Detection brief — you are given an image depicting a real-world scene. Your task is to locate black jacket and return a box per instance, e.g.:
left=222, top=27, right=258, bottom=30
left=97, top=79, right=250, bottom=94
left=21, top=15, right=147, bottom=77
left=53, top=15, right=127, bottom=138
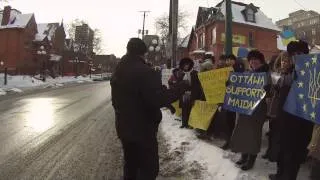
left=111, top=54, right=185, bottom=142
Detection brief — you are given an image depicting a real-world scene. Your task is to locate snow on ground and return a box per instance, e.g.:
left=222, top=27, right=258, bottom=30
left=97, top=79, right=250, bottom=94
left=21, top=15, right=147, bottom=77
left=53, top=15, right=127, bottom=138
left=160, top=110, right=310, bottom=180
left=0, top=88, right=6, bottom=96
left=0, top=73, right=94, bottom=95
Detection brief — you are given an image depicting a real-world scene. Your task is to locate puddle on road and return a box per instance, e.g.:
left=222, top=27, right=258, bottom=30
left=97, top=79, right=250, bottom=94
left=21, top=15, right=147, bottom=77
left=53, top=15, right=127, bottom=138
left=25, top=98, right=55, bottom=132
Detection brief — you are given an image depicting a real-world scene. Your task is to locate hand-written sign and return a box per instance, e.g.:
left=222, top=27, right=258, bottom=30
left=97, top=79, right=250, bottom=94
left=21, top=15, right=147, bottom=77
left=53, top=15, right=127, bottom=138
left=284, top=54, right=320, bottom=124
left=198, top=67, right=233, bottom=104
left=223, top=72, right=267, bottom=115
left=188, top=100, right=217, bottom=130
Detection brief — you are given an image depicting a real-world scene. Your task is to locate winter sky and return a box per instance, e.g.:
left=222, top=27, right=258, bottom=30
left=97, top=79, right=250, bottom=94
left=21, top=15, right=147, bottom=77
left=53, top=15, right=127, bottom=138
left=2, top=0, right=320, bottom=57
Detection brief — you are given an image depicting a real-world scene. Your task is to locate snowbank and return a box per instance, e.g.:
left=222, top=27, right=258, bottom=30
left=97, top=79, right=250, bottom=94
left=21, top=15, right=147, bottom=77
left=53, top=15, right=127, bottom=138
left=0, top=74, right=94, bottom=95
left=160, top=110, right=310, bottom=180
left=0, top=88, right=6, bottom=96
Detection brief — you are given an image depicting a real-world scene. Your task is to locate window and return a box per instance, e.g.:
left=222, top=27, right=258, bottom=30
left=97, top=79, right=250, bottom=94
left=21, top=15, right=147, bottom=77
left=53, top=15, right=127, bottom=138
left=312, top=39, right=316, bottom=45
left=248, top=32, right=254, bottom=47
left=212, top=28, right=216, bottom=44
left=247, top=8, right=255, bottom=22
left=198, top=33, right=205, bottom=48
left=312, top=29, right=316, bottom=35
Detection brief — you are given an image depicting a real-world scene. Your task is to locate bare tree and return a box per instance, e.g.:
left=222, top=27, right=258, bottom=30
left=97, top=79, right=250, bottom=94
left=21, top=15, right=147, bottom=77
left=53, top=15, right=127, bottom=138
left=66, top=19, right=87, bottom=40
left=67, top=19, right=103, bottom=54
left=93, top=29, right=103, bottom=54
left=155, top=11, right=189, bottom=43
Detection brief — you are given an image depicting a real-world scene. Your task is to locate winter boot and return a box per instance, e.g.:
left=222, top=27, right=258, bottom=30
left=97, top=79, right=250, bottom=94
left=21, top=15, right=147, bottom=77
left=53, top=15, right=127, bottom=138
left=221, top=141, right=230, bottom=150
left=269, top=174, right=280, bottom=180
left=236, top=154, right=248, bottom=166
left=241, top=154, right=257, bottom=171
left=310, top=159, right=320, bottom=180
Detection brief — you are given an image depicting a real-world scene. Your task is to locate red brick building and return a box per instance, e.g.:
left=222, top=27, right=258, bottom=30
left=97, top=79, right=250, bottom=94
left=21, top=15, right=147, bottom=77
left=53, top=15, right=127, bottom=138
left=0, top=6, right=37, bottom=74
left=187, top=1, right=281, bottom=62
left=0, top=6, right=69, bottom=75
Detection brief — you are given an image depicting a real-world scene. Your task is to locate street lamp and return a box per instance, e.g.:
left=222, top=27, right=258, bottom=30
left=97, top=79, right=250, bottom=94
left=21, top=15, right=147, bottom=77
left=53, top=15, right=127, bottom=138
left=148, top=39, right=161, bottom=65
left=88, top=61, right=93, bottom=79
left=98, top=64, right=102, bottom=78
left=0, top=60, right=7, bottom=85
left=73, top=45, right=80, bottom=77
left=37, top=45, right=47, bottom=82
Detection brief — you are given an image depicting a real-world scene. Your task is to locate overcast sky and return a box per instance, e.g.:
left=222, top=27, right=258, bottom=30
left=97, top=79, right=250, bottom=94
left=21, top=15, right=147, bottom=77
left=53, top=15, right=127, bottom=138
left=2, top=0, right=320, bottom=57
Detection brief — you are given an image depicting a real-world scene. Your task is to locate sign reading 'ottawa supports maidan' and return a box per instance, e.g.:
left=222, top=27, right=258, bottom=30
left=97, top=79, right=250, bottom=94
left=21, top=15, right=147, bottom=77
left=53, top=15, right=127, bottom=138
left=223, top=72, right=267, bottom=115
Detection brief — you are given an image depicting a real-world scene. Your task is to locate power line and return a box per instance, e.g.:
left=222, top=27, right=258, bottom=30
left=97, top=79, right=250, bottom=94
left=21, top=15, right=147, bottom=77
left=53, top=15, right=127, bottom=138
left=293, top=0, right=307, bottom=10
left=139, top=11, right=150, bottom=40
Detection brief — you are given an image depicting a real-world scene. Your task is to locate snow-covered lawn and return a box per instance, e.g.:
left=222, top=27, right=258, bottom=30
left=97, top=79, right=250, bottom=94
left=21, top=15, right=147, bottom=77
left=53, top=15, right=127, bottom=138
left=0, top=74, right=94, bottom=96
left=160, top=110, right=310, bottom=180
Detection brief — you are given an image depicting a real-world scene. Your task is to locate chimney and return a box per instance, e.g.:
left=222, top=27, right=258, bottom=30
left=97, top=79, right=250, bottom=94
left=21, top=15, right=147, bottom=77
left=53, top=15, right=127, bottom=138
left=1, top=6, right=11, bottom=26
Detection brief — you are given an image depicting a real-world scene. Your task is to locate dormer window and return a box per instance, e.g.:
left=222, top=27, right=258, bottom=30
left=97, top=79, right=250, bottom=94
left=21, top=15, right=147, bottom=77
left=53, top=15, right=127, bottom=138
left=247, top=8, right=255, bottom=22
left=242, top=4, right=258, bottom=23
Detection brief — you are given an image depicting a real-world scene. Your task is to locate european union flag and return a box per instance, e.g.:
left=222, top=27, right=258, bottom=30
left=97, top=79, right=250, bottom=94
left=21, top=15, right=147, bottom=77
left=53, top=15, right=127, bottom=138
left=284, top=54, right=320, bottom=124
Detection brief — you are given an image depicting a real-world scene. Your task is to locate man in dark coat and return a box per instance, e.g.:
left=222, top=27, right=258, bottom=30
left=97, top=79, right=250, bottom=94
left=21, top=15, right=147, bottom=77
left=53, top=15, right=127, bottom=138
left=270, top=40, right=314, bottom=180
left=110, top=38, right=187, bottom=180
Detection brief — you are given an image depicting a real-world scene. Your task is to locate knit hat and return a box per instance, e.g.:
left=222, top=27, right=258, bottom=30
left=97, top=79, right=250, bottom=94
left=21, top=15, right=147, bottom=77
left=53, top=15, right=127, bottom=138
left=126, top=38, right=147, bottom=55
left=247, top=50, right=265, bottom=64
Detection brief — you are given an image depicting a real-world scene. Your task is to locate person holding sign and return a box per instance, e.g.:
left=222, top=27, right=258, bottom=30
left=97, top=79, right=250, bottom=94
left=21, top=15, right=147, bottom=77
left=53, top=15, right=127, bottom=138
left=269, top=41, right=315, bottom=180
left=178, top=58, right=206, bottom=129
left=228, top=50, right=271, bottom=171
left=263, top=52, right=293, bottom=162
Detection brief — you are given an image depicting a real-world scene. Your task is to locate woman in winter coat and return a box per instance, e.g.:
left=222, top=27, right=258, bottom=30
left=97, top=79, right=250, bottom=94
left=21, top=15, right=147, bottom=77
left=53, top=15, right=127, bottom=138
left=308, top=125, right=320, bottom=180
left=230, top=50, right=271, bottom=171
left=178, top=57, right=206, bottom=128
left=270, top=41, right=314, bottom=180
left=263, top=52, right=292, bottom=161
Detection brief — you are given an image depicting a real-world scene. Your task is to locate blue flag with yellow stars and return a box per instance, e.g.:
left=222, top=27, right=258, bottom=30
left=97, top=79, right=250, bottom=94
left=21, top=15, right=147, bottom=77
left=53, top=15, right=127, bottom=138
left=284, top=54, right=320, bottom=124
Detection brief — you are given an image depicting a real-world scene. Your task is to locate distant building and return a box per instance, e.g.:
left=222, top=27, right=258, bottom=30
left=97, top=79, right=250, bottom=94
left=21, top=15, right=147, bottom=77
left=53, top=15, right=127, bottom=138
left=276, top=10, right=320, bottom=45
left=34, top=22, right=66, bottom=76
left=75, top=24, right=94, bottom=56
left=188, top=1, right=280, bottom=62
left=93, top=54, right=117, bottom=73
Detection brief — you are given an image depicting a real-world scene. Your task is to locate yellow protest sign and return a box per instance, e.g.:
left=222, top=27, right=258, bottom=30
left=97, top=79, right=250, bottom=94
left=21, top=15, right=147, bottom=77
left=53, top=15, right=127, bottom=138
left=172, top=101, right=182, bottom=117
left=199, top=67, right=233, bottom=104
left=189, top=101, right=217, bottom=130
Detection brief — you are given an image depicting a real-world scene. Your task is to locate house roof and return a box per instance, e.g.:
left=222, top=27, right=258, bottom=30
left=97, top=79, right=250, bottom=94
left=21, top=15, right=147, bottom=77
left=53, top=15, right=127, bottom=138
left=195, top=7, right=221, bottom=28
left=217, top=1, right=280, bottom=31
left=179, top=34, right=190, bottom=48
left=35, top=23, right=59, bottom=41
left=0, top=9, right=33, bottom=29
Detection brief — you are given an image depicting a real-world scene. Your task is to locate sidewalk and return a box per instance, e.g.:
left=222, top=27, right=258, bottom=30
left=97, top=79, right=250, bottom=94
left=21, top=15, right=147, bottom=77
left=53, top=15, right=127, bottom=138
left=160, top=110, right=310, bottom=180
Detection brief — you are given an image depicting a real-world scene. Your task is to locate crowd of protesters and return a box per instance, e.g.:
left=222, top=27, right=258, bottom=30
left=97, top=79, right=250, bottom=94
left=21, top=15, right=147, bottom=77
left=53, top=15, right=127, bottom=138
left=111, top=38, right=319, bottom=180
left=165, top=40, right=319, bottom=180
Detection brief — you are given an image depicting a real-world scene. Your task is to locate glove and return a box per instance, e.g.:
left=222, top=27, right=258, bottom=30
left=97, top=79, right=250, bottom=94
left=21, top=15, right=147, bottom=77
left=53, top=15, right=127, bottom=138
left=263, top=84, right=271, bottom=92
left=225, top=80, right=231, bottom=87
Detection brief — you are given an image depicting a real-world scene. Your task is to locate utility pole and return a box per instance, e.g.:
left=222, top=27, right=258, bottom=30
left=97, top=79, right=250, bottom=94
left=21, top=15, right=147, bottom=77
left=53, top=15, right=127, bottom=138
left=139, top=11, right=150, bottom=40
left=225, top=0, right=233, bottom=56
left=170, top=0, right=178, bottom=68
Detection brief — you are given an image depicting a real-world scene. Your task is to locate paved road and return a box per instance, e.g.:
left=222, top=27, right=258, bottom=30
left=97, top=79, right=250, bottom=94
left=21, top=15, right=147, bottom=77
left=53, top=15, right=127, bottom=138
left=0, top=82, right=123, bottom=179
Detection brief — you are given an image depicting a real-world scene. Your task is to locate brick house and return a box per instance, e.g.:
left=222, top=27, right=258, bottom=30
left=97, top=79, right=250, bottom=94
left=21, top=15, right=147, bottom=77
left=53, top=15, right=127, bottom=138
left=187, top=1, right=280, bottom=63
left=34, top=22, right=66, bottom=76
left=0, top=6, right=37, bottom=74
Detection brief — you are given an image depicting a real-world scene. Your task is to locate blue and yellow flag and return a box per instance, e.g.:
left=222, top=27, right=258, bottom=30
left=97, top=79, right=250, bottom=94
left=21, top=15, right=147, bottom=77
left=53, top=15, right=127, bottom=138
left=284, top=54, right=320, bottom=123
